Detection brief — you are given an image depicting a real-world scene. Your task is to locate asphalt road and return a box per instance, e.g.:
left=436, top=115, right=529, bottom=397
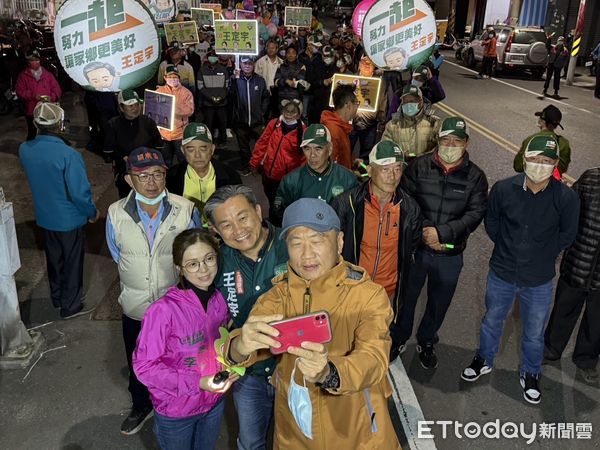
left=390, top=51, right=600, bottom=450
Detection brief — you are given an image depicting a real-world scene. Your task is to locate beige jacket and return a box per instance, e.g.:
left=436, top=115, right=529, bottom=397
left=382, top=108, right=441, bottom=158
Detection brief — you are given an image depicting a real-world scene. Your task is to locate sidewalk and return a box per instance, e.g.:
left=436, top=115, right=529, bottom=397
left=0, top=91, right=259, bottom=449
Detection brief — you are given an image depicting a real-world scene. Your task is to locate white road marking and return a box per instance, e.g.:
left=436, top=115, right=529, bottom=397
left=388, top=358, right=438, bottom=450
left=445, top=60, right=596, bottom=117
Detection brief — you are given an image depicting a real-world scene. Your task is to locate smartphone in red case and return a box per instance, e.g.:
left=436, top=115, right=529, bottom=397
left=269, top=311, right=332, bottom=355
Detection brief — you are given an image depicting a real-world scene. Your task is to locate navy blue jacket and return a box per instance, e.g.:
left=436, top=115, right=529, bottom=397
left=485, top=174, right=580, bottom=287
left=229, top=73, right=270, bottom=127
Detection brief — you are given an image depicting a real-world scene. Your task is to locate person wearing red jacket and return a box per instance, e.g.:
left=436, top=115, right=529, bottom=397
left=15, top=50, right=62, bottom=140
left=249, top=99, right=306, bottom=221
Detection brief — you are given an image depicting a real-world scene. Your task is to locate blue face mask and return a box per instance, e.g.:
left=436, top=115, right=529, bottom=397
left=401, top=102, right=420, bottom=117
left=135, top=189, right=166, bottom=206
left=288, top=359, right=313, bottom=439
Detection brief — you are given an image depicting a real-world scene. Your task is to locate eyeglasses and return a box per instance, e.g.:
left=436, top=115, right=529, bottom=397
left=182, top=253, right=218, bottom=272
left=131, top=172, right=166, bottom=183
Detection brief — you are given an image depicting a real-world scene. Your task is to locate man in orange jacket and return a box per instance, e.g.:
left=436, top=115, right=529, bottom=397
left=320, top=84, right=358, bottom=169
left=156, top=65, right=195, bottom=166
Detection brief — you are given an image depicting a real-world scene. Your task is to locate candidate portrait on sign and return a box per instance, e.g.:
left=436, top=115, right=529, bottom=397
left=383, top=47, right=408, bottom=71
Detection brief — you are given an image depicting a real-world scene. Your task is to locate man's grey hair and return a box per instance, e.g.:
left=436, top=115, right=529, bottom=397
left=204, top=184, right=258, bottom=225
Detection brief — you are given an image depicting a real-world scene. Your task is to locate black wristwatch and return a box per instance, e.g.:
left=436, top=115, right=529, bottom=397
left=316, top=361, right=340, bottom=390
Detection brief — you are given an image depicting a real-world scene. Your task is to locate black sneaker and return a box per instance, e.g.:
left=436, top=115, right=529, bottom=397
left=416, top=344, right=437, bottom=369
left=520, top=373, right=541, bottom=404
left=578, top=367, right=599, bottom=385
left=239, top=167, right=253, bottom=177
left=120, top=406, right=154, bottom=435
left=461, top=355, right=492, bottom=381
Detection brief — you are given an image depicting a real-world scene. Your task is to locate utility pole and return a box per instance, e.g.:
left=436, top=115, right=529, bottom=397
left=566, top=0, right=586, bottom=85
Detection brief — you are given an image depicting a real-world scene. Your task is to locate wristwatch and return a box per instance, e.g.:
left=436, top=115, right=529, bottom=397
left=316, top=361, right=340, bottom=390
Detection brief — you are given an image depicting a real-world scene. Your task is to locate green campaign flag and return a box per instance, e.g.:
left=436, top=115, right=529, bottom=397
left=284, top=7, right=312, bottom=27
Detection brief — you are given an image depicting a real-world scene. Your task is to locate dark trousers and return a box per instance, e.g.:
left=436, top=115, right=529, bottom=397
left=262, top=175, right=281, bottom=226
left=25, top=115, right=37, bottom=141
left=122, top=314, right=152, bottom=410
left=350, top=125, right=377, bottom=161
left=544, top=64, right=562, bottom=93
left=235, top=123, right=264, bottom=169
left=268, top=87, right=280, bottom=120
left=595, top=66, right=600, bottom=98
left=204, top=106, right=227, bottom=145
left=545, top=278, right=600, bottom=370
left=479, top=56, right=496, bottom=77
left=43, top=227, right=85, bottom=316
left=162, top=140, right=183, bottom=168
left=392, top=248, right=464, bottom=347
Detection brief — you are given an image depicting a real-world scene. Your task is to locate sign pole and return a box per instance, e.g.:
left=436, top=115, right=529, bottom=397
left=566, top=0, right=586, bottom=86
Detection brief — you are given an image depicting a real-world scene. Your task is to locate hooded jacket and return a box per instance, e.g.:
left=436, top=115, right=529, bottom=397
left=381, top=104, right=441, bottom=159
left=320, top=110, right=353, bottom=169
left=16, top=67, right=62, bottom=116
left=226, top=259, right=401, bottom=450
left=155, top=83, right=195, bottom=141
left=332, top=181, right=422, bottom=320
left=249, top=117, right=306, bottom=181
left=133, top=285, right=229, bottom=418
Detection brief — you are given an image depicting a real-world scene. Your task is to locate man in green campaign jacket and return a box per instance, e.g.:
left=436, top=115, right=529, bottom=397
left=205, top=184, right=288, bottom=450
left=271, top=124, right=358, bottom=225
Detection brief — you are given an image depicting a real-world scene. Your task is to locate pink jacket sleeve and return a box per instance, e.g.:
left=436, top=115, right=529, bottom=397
left=133, top=302, right=201, bottom=398
left=15, top=72, right=35, bottom=101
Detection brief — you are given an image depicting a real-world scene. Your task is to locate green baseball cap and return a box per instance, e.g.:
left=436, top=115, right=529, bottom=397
left=118, top=89, right=142, bottom=105
left=412, top=65, right=429, bottom=79
left=401, top=84, right=422, bottom=99
left=182, top=122, right=213, bottom=145
left=368, top=140, right=405, bottom=166
left=439, top=116, right=470, bottom=140
left=524, top=133, right=559, bottom=159
left=301, top=124, right=331, bottom=147
left=165, top=65, right=180, bottom=77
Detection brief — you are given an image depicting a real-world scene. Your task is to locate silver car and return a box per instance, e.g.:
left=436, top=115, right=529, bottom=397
left=465, top=26, right=548, bottom=78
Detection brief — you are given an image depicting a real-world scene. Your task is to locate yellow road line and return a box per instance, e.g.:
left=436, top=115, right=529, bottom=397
left=435, top=102, right=576, bottom=185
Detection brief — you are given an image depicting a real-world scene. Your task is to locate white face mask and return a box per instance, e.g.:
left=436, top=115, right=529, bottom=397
left=323, top=57, right=334, bottom=65
left=411, top=79, right=424, bottom=88
left=438, top=145, right=464, bottom=164
left=336, top=59, right=345, bottom=69
left=524, top=161, right=555, bottom=184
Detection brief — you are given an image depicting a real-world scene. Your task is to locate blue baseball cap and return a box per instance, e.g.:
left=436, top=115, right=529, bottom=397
left=127, top=147, right=167, bottom=172
left=280, top=198, right=341, bottom=239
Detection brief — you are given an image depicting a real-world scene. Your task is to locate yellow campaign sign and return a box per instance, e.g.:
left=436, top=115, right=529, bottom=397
left=214, top=20, right=258, bottom=55
left=191, top=8, right=215, bottom=28
left=164, top=21, right=199, bottom=45
left=328, top=74, right=381, bottom=112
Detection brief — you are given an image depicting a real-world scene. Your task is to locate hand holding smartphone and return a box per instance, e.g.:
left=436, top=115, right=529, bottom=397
left=268, top=311, right=332, bottom=355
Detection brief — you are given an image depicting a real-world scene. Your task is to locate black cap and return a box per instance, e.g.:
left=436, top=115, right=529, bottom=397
left=535, top=105, right=563, bottom=129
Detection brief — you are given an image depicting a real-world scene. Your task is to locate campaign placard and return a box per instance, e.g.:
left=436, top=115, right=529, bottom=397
left=214, top=20, right=258, bottom=55
left=328, top=73, right=381, bottom=112
left=235, top=9, right=255, bottom=20
left=362, top=0, right=436, bottom=71
left=164, top=20, right=199, bottom=45
left=191, top=7, right=214, bottom=28
left=144, top=89, right=175, bottom=131
left=284, top=6, right=312, bottom=28
left=199, top=2, right=223, bottom=18
left=146, top=0, right=176, bottom=23
left=54, top=0, right=161, bottom=92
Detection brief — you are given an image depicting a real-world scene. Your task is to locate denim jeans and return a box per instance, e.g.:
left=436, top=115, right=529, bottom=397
left=477, top=270, right=553, bottom=376
left=232, top=374, right=275, bottom=450
left=349, top=125, right=378, bottom=161
left=153, top=399, right=225, bottom=450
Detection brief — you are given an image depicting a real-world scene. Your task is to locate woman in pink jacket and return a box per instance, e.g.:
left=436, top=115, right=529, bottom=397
left=133, top=229, right=238, bottom=450
left=15, top=51, right=62, bottom=141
